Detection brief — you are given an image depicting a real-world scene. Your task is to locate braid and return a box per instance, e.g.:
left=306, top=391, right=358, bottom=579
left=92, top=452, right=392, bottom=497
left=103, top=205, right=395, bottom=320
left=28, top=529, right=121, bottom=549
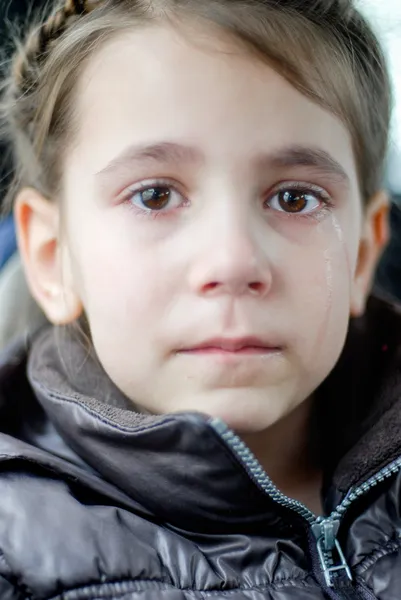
left=12, top=0, right=99, bottom=93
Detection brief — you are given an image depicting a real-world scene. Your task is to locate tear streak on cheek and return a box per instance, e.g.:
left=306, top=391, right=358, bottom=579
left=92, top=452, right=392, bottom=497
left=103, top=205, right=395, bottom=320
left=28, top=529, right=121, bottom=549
left=331, top=212, right=355, bottom=305
left=309, top=215, right=354, bottom=362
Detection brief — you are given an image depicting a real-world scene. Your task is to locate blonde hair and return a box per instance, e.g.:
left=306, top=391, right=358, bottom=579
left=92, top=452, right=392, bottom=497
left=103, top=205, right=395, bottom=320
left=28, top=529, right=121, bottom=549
left=0, top=0, right=393, bottom=210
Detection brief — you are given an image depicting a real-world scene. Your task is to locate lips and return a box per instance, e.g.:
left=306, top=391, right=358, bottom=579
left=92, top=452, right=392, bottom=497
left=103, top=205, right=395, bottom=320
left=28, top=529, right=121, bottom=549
left=179, top=337, right=282, bottom=354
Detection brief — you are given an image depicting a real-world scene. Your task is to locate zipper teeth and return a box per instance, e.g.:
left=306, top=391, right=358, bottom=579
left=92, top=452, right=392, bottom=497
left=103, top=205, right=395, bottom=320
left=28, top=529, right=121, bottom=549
left=330, top=455, right=401, bottom=520
left=211, top=418, right=401, bottom=525
left=211, top=418, right=317, bottom=523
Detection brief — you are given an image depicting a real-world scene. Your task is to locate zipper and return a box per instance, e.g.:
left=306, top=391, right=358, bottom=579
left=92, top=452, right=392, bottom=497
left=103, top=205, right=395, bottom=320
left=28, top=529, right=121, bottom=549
left=210, top=418, right=401, bottom=592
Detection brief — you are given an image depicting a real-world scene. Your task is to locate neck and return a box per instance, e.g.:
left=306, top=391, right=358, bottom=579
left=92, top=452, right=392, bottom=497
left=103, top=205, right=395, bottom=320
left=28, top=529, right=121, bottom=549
left=240, top=398, right=323, bottom=515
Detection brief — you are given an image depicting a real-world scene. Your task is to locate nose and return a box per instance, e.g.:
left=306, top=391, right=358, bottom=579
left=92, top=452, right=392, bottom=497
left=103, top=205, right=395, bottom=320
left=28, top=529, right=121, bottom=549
left=188, top=215, right=273, bottom=299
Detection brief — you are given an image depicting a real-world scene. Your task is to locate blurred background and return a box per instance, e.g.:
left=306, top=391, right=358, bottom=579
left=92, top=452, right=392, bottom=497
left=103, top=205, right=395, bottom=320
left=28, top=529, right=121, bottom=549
left=357, top=0, right=401, bottom=298
left=0, top=0, right=400, bottom=308
left=359, top=0, right=401, bottom=197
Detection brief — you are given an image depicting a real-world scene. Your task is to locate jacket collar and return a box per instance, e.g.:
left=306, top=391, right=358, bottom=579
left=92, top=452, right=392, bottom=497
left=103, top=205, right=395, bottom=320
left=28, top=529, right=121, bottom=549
left=315, top=294, right=401, bottom=494
left=23, top=295, right=401, bottom=528
left=27, top=327, right=286, bottom=533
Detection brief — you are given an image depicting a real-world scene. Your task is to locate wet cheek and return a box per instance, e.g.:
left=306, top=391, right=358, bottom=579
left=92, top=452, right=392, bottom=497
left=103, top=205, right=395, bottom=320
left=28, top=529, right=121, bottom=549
left=283, top=225, right=355, bottom=362
left=308, top=216, right=356, bottom=290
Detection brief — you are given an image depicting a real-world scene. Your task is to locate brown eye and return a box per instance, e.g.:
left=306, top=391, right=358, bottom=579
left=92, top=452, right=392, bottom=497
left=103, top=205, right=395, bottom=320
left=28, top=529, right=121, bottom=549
left=139, top=187, right=171, bottom=211
left=267, top=188, right=322, bottom=214
left=279, top=190, right=309, bottom=213
left=128, top=183, right=186, bottom=215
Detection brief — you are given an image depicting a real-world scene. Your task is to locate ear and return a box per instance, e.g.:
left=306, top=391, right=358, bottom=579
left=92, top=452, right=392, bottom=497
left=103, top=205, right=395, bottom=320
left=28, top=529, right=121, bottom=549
left=350, top=190, right=390, bottom=317
left=14, top=188, right=83, bottom=325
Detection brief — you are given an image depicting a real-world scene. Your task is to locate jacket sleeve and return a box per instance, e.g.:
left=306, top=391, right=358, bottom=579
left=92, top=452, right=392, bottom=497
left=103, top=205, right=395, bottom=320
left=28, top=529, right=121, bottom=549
left=0, top=574, right=22, bottom=600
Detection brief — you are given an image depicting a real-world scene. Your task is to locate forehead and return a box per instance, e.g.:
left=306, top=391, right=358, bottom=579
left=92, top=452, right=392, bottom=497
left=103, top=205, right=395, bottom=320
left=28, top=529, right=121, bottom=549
left=70, top=23, right=358, bottom=188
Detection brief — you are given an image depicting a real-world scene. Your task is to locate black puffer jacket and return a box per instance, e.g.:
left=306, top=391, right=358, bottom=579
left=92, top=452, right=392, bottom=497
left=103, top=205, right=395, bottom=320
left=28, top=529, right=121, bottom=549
left=1, top=296, right=401, bottom=600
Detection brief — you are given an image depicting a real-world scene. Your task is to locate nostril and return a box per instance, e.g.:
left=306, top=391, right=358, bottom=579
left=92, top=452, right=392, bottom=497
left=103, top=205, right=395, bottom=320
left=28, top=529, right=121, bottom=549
left=200, top=281, right=267, bottom=295
left=203, top=282, right=219, bottom=292
left=249, top=282, right=264, bottom=293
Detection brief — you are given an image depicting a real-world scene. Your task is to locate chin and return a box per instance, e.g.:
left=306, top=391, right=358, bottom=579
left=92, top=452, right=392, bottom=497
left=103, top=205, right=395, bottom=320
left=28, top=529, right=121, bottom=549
left=182, top=388, right=284, bottom=434
left=214, top=412, right=277, bottom=435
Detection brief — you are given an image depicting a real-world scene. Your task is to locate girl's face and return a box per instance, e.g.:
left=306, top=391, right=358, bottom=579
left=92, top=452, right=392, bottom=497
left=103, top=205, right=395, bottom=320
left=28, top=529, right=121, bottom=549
left=19, top=24, right=388, bottom=432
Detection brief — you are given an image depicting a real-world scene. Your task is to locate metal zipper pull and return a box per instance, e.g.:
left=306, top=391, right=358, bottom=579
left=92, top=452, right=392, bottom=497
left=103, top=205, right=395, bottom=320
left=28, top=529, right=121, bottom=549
left=210, top=419, right=401, bottom=598
left=312, top=519, right=352, bottom=588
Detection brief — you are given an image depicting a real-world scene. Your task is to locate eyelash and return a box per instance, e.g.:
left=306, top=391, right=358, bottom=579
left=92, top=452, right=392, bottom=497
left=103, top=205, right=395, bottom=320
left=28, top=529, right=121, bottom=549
left=122, top=179, right=334, bottom=221
left=268, top=181, right=334, bottom=222
left=123, top=179, right=185, bottom=220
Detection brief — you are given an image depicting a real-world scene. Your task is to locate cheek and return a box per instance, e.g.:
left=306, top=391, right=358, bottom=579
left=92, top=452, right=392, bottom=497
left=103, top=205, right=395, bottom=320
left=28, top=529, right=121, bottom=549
left=66, top=214, right=178, bottom=334
left=83, top=254, right=168, bottom=328
left=285, top=214, right=359, bottom=361
left=280, top=211, right=357, bottom=293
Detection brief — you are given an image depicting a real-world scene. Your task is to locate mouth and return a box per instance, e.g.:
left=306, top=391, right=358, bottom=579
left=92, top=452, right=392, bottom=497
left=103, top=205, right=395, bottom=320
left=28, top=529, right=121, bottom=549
left=177, top=337, right=282, bottom=355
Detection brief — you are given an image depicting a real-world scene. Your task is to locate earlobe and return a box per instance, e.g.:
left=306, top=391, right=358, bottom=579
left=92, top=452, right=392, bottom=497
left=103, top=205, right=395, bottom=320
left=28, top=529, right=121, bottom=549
left=14, top=188, right=83, bottom=325
left=350, top=190, right=390, bottom=318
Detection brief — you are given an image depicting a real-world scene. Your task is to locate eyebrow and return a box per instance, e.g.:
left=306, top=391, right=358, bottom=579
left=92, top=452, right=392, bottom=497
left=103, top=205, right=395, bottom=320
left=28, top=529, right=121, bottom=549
left=96, top=142, right=202, bottom=179
left=262, top=145, right=350, bottom=185
left=96, top=141, right=350, bottom=186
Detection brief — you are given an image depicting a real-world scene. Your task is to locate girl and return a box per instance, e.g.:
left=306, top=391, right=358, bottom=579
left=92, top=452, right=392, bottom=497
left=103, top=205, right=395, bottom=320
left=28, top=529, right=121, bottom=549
left=0, top=0, right=399, bottom=598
